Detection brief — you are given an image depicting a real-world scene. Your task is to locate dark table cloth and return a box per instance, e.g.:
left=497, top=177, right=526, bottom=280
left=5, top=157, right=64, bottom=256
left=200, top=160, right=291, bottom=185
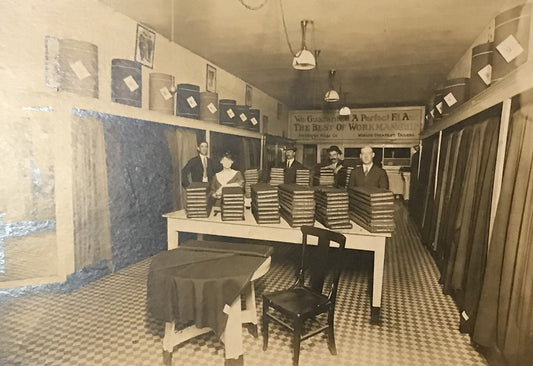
left=147, top=240, right=272, bottom=337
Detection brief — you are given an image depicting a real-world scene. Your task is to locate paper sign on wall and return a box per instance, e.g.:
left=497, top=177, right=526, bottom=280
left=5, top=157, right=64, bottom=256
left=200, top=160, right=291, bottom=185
left=187, top=96, right=197, bottom=108
left=478, top=64, right=492, bottom=85
left=444, top=92, right=457, bottom=107
left=123, top=75, right=139, bottom=92
left=496, top=34, right=524, bottom=63
left=159, top=86, right=173, bottom=100
left=435, top=102, right=443, bottom=114
left=207, top=103, right=217, bottom=114
left=70, top=60, right=91, bottom=80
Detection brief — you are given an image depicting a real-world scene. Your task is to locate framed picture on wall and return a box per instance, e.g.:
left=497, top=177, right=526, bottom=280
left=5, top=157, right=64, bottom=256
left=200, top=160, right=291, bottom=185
left=135, top=24, right=156, bottom=68
left=206, top=64, right=217, bottom=92
left=245, top=84, right=253, bottom=107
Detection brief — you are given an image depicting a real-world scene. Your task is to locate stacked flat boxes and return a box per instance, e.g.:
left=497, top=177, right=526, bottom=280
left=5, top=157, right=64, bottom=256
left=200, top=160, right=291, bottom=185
left=269, top=167, right=285, bottom=186
left=221, top=187, right=245, bottom=221
left=251, top=183, right=280, bottom=224
left=278, top=184, right=315, bottom=227
left=244, top=169, right=259, bottom=198
left=348, top=186, right=395, bottom=233
left=296, top=169, right=311, bottom=186
left=313, top=167, right=335, bottom=186
left=185, top=182, right=210, bottom=218
left=314, top=187, right=352, bottom=230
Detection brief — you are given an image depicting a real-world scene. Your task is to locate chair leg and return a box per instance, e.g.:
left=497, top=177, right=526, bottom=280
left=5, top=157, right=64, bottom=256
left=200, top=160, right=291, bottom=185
left=262, top=299, right=270, bottom=351
left=292, top=318, right=302, bottom=366
left=327, top=309, right=337, bottom=355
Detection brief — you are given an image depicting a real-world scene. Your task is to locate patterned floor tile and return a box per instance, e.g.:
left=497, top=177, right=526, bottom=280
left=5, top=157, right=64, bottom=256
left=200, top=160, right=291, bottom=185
left=0, top=202, right=488, bottom=366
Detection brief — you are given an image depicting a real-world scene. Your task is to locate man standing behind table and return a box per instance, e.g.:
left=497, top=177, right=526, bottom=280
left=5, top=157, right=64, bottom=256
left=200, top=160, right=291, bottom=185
left=282, top=145, right=306, bottom=184
left=348, top=145, right=389, bottom=189
left=181, top=141, right=218, bottom=187
left=323, top=145, right=348, bottom=187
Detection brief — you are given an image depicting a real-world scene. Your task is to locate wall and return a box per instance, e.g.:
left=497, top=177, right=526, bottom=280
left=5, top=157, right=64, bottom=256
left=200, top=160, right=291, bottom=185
left=0, top=0, right=286, bottom=289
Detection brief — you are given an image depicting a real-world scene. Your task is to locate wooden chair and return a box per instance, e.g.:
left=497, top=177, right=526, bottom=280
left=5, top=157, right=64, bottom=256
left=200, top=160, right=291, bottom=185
left=262, top=226, right=346, bottom=366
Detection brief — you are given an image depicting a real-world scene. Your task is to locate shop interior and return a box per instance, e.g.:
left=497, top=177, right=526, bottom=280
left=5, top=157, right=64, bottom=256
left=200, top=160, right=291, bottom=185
left=1, top=1, right=532, bottom=366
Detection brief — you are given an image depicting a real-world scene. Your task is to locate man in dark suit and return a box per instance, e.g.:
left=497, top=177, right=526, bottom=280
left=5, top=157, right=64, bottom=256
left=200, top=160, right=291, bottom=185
left=323, top=145, right=349, bottom=187
left=348, top=145, right=389, bottom=189
left=283, top=145, right=306, bottom=184
left=181, top=141, right=218, bottom=187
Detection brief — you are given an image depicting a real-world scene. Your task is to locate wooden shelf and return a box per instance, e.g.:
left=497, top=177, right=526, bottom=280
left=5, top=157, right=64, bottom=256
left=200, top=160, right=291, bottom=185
left=421, top=61, right=533, bottom=139
left=20, top=92, right=262, bottom=139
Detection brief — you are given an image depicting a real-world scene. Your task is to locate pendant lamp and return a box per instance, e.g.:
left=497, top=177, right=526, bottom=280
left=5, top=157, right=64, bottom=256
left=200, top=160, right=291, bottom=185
left=292, top=20, right=316, bottom=70
left=324, top=70, right=340, bottom=102
left=339, top=92, right=351, bottom=116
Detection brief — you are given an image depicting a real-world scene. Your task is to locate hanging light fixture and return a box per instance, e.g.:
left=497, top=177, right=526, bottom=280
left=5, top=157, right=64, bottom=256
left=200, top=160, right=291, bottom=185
left=292, top=20, right=316, bottom=70
left=324, top=69, right=340, bottom=102
left=339, top=91, right=351, bottom=116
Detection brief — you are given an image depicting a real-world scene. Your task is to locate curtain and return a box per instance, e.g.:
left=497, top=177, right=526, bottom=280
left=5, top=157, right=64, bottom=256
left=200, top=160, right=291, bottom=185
left=418, top=136, right=439, bottom=246
left=410, top=136, right=438, bottom=228
left=435, top=130, right=463, bottom=273
left=71, top=114, right=112, bottom=270
left=210, top=132, right=260, bottom=172
left=473, top=93, right=533, bottom=366
left=438, top=111, right=499, bottom=304
left=439, top=126, right=472, bottom=286
left=166, top=127, right=198, bottom=210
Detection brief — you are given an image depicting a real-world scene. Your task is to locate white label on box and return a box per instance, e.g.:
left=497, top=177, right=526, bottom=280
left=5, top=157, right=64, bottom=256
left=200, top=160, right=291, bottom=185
left=496, top=34, right=524, bottom=63
left=430, top=109, right=435, bottom=118
left=159, top=86, right=173, bottom=100
left=239, top=113, right=247, bottom=122
left=444, top=92, right=457, bottom=107
left=70, top=60, right=91, bottom=80
left=123, top=75, right=139, bottom=92
left=251, top=117, right=258, bottom=125
left=478, top=64, right=492, bottom=85
left=207, top=102, right=217, bottom=114
left=223, top=304, right=231, bottom=315
left=461, top=311, right=469, bottom=321
left=187, top=96, right=197, bottom=108
left=226, top=108, right=235, bottom=118
left=436, top=102, right=443, bottom=114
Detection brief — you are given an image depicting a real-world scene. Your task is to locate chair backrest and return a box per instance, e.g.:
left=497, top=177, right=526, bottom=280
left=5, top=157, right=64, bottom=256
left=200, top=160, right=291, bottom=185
left=299, top=226, right=346, bottom=301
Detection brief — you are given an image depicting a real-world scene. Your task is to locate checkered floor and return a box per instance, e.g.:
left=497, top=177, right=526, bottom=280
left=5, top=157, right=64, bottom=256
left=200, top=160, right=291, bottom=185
left=0, top=202, right=488, bottom=366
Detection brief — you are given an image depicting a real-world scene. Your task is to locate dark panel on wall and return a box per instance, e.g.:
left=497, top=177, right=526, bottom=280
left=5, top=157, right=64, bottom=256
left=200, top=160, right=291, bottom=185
left=96, top=113, right=179, bottom=270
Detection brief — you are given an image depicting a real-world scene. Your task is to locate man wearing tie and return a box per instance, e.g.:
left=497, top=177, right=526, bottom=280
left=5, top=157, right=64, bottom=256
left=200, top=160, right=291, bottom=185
left=181, top=141, right=218, bottom=187
left=348, top=145, right=389, bottom=189
left=283, top=145, right=305, bottom=184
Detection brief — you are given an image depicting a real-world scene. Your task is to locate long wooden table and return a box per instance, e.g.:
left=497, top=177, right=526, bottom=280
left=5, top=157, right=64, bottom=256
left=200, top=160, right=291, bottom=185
left=164, top=209, right=391, bottom=324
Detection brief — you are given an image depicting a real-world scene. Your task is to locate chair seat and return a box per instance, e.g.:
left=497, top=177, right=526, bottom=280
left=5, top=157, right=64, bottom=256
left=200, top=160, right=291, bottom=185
left=264, top=287, right=330, bottom=316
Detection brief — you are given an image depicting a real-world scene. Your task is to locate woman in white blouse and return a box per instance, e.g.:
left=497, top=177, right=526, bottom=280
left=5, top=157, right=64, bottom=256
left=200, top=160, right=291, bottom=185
left=211, top=152, right=244, bottom=200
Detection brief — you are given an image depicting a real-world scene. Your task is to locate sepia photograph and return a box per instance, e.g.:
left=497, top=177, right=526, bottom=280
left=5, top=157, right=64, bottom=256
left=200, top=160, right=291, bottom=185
left=135, top=23, right=155, bottom=68
left=206, top=63, right=216, bottom=92
left=2, top=1, right=532, bottom=366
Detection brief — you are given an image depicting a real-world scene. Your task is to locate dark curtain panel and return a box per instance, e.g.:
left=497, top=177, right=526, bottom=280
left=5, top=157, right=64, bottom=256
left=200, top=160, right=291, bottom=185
left=435, top=130, right=463, bottom=273
left=428, top=133, right=453, bottom=254
left=210, top=132, right=260, bottom=172
left=440, top=110, right=500, bottom=304
left=419, top=136, right=439, bottom=246
left=439, top=126, right=472, bottom=288
left=473, top=93, right=533, bottom=366
left=410, top=136, right=438, bottom=229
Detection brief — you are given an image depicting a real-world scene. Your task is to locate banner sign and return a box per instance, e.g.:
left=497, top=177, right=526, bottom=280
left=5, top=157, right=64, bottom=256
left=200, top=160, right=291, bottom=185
left=288, top=107, right=423, bottom=142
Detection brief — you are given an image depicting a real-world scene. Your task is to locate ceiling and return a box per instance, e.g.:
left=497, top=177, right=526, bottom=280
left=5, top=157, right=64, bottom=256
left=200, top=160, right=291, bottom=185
left=100, top=0, right=513, bottom=110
